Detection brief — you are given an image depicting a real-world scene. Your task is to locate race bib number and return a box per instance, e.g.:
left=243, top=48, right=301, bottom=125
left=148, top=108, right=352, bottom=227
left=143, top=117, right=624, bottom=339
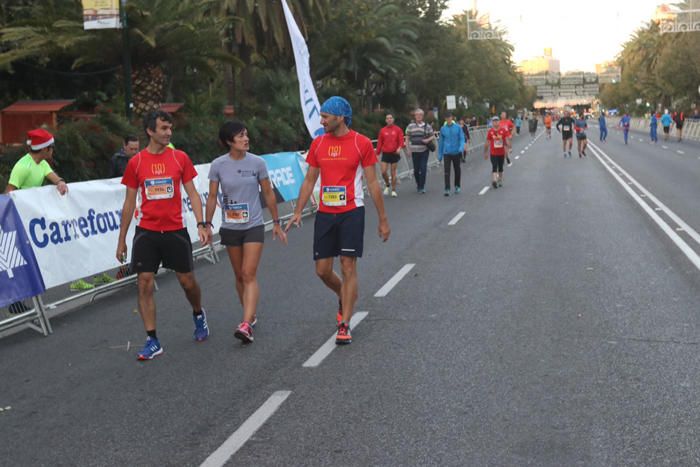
left=144, top=178, right=174, bottom=200
left=493, top=139, right=504, bottom=148
left=562, top=125, right=571, bottom=131
left=322, top=186, right=347, bottom=207
left=224, top=203, right=250, bottom=224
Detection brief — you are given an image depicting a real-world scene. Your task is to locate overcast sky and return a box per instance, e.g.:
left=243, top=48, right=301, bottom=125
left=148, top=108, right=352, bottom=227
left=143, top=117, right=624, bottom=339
left=443, top=0, right=664, bottom=72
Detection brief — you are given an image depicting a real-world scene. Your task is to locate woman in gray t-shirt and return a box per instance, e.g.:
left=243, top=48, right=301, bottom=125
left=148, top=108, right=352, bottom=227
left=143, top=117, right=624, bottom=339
left=205, top=121, right=287, bottom=343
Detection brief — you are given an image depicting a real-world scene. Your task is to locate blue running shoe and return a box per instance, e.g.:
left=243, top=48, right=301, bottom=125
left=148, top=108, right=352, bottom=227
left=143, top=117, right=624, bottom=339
left=137, top=336, right=163, bottom=361
left=193, top=308, right=210, bottom=342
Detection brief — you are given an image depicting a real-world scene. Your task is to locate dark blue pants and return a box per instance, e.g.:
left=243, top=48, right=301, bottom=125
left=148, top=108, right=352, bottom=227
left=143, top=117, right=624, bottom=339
left=623, top=129, right=629, bottom=144
left=650, top=127, right=658, bottom=142
left=412, top=150, right=429, bottom=190
left=599, top=127, right=607, bottom=141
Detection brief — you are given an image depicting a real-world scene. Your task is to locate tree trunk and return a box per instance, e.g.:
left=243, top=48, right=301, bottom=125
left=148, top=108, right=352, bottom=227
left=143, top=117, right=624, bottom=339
left=131, top=64, right=166, bottom=116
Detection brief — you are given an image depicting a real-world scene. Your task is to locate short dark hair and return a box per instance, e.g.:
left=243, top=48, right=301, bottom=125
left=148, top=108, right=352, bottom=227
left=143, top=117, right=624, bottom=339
left=143, top=110, right=173, bottom=138
left=123, top=135, right=138, bottom=145
left=218, top=121, right=247, bottom=147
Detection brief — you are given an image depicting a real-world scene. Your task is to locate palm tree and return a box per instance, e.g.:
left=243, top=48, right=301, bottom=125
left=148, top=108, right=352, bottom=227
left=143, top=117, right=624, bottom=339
left=0, top=0, right=240, bottom=116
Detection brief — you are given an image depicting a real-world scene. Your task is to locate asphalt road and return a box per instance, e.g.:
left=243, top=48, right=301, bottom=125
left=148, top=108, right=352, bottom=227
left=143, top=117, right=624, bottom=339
left=2, top=128, right=700, bottom=466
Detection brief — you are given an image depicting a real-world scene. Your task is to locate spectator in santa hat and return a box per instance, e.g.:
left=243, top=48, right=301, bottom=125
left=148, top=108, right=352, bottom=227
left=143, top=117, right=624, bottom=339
left=5, top=128, right=68, bottom=195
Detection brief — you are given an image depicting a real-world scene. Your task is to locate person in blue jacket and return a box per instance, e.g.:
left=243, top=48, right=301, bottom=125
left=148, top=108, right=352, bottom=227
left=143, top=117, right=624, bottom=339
left=660, top=110, right=673, bottom=141
left=438, top=112, right=466, bottom=196
left=598, top=112, right=608, bottom=142
left=514, top=115, right=522, bottom=135
left=619, top=113, right=631, bottom=145
left=650, top=113, right=658, bottom=143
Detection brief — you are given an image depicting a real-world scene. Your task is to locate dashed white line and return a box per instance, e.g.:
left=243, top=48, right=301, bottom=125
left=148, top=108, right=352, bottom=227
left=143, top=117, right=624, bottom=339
left=448, top=211, right=466, bottom=226
left=677, top=150, right=685, bottom=155
left=478, top=186, right=490, bottom=196
left=374, top=263, right=415, bottom=297
left=662, top=145, right=668, bottom=149
left=200, top=391, right=292, bottom=467
left=302, top=312, right=369, bottom=368
left=515, top=155, right=520, bottom=160
left=520, top=150, right=525, bottom=154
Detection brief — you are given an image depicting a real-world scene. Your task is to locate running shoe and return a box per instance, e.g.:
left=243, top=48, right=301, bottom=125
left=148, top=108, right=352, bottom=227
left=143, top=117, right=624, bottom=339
left=444, top=189, right=450, bottom=197
left=251, top=316, right=258, bottom=328
left=70, top=278, right=95, bottom=292
left=137, top=336, right=163, bottom=361
left=92, top=273, right=115, bottom=285
left=419, top=188, right=426, bottom=194
left=492, top=181, right=498, bottom=189
left=383, top=187, right=390, bottom=196
left=234, top=321, right=254, bottom=344
left=336, top=322, right=352, bottom=345
left=391, top=190, right=398, bottom=198
left=454, top=187, right=461, bottom=194
left=507, top=161, right=513, bottom=167
left=193, top=309, right=210, bottom=342
left=497, top=180, right=503, bottom=187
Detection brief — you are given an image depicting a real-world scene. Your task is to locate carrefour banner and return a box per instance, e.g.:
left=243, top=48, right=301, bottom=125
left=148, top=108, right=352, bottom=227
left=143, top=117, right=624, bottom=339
left=7, top=155, right=306, bottom=290
left=260, top=152, right=306, bottom=202
left=9, top=165, right=220, bottom=289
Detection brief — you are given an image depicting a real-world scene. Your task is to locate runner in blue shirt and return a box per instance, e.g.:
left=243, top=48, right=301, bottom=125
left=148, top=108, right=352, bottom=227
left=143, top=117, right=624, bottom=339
left=619, top=113, right=631, bottom=145
left=598, top=112, right=608, bottom=142
left=661, top=111, right=673, bottom=142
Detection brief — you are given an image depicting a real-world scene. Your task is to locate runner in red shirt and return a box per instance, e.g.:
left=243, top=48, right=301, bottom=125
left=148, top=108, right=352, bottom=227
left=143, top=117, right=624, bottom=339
left=376, top=113, right=404, bottom=198
left=500, top=111, right=515, bottom=166
left=116, top=110, right=211, bottom=361
left=484, top=116, right=510, bottom=189
left=286, top=96, right=390, bottom=345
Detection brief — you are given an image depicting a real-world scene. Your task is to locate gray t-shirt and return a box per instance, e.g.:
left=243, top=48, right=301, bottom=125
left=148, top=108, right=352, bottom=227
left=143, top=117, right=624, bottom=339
left=208, top=152, right=269, bottom=231
left=405, top=121, right=433, bottom=153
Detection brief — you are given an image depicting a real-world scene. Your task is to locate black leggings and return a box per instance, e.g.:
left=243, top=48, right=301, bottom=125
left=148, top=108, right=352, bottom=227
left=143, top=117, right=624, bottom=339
left=490, top=155, right=504, bottom=173
left=443, top=153, right=461, bottom=189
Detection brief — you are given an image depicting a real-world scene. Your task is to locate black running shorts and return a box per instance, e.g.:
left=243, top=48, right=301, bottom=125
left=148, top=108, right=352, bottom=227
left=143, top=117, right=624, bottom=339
left=381, top=152, right=400, bottom=164
left=313, top=207, right=365, bottom=260
left=490, top=155, right=504, bottom=173
left=562, top=132, right=573, bottom=141
left=131, top=227, right=193, bottom=273
left=220, top=225, right=265, bottom=247
left=663, top=126, right=670, bottom=134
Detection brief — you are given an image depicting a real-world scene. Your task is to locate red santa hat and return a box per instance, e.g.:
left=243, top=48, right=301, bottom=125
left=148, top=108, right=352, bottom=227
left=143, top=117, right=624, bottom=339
left=26, top=128, right=55, bottom=151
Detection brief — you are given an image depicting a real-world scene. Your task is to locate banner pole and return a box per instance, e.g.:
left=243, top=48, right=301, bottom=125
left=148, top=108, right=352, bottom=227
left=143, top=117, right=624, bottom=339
left=120, top=0, right=133, bottom=120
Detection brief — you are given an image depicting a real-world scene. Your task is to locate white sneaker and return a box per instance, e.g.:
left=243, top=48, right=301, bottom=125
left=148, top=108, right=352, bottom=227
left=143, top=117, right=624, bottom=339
left=383, top=187, right=390, bottom=196
left=391, top=190, right=398, bottom=198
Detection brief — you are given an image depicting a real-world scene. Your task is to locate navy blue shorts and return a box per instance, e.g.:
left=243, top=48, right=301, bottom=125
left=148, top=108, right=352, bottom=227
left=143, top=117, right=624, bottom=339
left=313, top=207, right=365, bottom=260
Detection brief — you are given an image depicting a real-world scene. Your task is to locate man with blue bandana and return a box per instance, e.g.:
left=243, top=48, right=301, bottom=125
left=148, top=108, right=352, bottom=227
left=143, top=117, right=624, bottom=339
left=287, top=96, right=390, bottom=345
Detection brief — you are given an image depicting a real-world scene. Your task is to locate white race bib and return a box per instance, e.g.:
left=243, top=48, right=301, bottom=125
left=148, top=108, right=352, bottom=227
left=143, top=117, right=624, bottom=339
left=322, top=186, right=347, bottom=207
left=494, top=139, right=504, bottom=148
left=562, top=125, right=571, bottom=131
left=223, top=203, right=250, bottom=224
left=144, top=178, right=174, bottom=200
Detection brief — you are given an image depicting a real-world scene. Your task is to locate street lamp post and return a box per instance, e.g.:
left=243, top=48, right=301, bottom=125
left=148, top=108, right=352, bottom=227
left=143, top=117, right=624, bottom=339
left=120, top=0, right=133, bottom=120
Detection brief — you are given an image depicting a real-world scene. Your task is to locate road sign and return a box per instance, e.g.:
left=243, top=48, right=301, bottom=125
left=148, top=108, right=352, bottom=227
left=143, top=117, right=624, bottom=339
left=446, top=95, right=456, bottom=110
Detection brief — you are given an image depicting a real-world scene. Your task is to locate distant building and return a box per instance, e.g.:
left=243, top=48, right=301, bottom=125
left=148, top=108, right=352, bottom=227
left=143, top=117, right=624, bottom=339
left=517, top=48, right=560, bottom=75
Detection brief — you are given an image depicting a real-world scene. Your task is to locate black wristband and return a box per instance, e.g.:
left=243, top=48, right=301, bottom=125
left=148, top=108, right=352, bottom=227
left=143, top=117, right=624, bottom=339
left=197, top=221, right=210, bottom=228
left=272, top=219, right=280, bottom=225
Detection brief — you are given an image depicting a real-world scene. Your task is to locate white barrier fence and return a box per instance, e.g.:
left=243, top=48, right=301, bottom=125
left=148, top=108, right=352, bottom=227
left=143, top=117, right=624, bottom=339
left=627, top=118, right=700, bottom=141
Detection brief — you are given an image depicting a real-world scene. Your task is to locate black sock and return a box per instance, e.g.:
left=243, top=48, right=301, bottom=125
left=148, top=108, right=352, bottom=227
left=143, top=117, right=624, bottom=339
left=147, top=330, right=157, bottom=340
left=193, top=309, right=203, bottom=317
left=338, top=299, right=342, bottom=311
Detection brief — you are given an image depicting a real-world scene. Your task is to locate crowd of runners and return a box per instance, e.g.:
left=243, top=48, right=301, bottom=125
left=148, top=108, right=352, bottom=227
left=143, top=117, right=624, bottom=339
left=10, top=93, right=691, bottom=360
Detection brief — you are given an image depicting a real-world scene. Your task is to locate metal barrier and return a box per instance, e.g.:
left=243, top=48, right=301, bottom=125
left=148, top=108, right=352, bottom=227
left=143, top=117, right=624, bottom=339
left=625, top=118, right=700, bottom=142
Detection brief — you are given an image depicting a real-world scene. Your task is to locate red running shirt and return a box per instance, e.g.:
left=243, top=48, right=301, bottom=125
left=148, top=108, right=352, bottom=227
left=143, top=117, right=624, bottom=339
left=500, top=119, right=514, bottom=136
left=376, top=125, right=405, bottom=155
left=487, top=128, right=510, bottom=156
left=121, top=148, right=198, bottom=231
left=307, top=130, right=377, bottom=214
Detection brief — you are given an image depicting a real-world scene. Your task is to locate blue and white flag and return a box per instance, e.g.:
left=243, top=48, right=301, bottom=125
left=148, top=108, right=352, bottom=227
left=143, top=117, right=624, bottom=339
left=261, top=152, right=306, bottom=202
left=0, top=195, right=45, bottom=307
left=281, top=0, right=324, bottom=138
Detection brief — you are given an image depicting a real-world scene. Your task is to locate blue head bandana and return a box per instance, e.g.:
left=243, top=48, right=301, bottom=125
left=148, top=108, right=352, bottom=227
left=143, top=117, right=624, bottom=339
left=320, top=96, right=352, bottom=128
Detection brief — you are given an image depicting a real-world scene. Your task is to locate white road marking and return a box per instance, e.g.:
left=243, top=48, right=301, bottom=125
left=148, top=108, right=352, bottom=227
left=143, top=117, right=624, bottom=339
left=589, top=142, right=700, bottom=271
left=374, top=263, right=415, bottom=297
left=479, top=186, right=490, bottom=196
left=302, top=312, right=368, bottom=368
left=677, top=150, right=685, bottom=154
left=677, top=227, right=685, bottom=232
left=515, top=155, right=520, bottom=160
left=448, top=211, right=466, bottom=226
left=520, top=150, right=525, bottom=154
left=662, top=145, right=668, bottom=149
left=200, top=391, right=292, bottom=467
left=654, top=207, right=662, bottom=211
